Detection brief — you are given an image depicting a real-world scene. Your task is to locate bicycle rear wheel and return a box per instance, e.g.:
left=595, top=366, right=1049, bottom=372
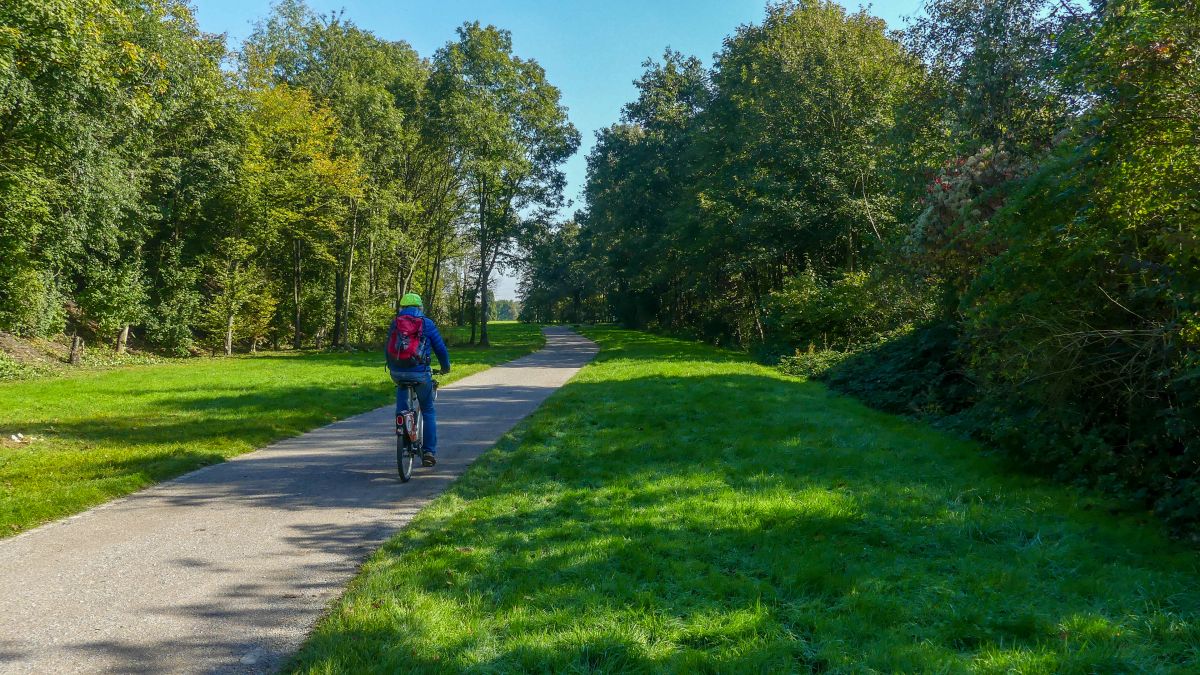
left=397, top=430, right=413, bottom=482
left=397, top=386, right=420, bottom=482
left=397, top=385, right=426, bottom=482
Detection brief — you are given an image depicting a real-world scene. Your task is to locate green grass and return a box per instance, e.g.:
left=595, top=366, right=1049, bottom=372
left=0, top=322, right=544, bottom=536
left=289, top=326, right=1199, bottom=673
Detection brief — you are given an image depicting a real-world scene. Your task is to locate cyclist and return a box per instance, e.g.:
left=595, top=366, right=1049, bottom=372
left=387, top=293, right=450, bottom=467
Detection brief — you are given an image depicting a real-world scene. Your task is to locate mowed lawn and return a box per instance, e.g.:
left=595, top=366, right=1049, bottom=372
left=290, top=327, right=1199, bottom=673
left=0, top=322, right=543, bottom=536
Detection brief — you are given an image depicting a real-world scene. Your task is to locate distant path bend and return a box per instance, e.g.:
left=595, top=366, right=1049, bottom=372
left=0, top=327, right=597, bottom=674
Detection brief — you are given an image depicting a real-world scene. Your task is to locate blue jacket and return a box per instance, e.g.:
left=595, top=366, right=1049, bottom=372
left=391, top=307, right=450, bottom=374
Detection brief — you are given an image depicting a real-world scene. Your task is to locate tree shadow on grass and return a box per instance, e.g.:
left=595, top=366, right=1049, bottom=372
left=290, top=370, right=1200, bottom=673
left=1, top=376, right=578, bottom=673
left=0, top=328, right=582, bottom=535
left=0, top=383, right=389, bottom=482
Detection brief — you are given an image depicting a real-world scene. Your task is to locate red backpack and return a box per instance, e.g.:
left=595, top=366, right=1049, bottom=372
left=386, top=315, right=426, bottom=369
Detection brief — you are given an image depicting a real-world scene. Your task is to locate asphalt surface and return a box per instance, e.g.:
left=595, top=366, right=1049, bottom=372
left=0, top=327, right=597, bottom=674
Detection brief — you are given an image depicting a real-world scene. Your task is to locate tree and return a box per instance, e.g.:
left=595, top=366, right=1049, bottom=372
left=242, top=2, right=462, bottom=347
left=490, top=299, right=519, bottom=321
left=905, top=0, right=1079, bottom=154
left=581, top=51, right=709, bottom=331
left=429, top=22, right=579, bottom=345
left=234, top=82, right=362, bottom=349
left=0, top=0, right=229, bottom=351
left=200, top=238, right=260, bottom=355
left=958, top=0, right=1200, bottom=526
left=570, top=2, right=928, bottom=345
left=518, top=219, right=603, bottom=324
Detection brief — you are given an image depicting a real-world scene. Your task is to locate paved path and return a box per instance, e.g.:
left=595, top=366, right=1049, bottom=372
left=0, top=328, right=596, bottom=674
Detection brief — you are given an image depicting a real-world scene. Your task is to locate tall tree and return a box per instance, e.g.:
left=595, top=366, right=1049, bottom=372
left=242, top=2, right=460, bottom=347
left=0, top=0, right=228, bottom=350
left=429, top=22, right=579, bottom=345
left=234, top=83, right=362, bottom=349
left=905, top=0, right=1078, bottom=153
left=582, top=51, right=709, bottom=330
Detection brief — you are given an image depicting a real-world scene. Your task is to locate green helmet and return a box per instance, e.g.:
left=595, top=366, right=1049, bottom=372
left=400, top=292, right=423, bottom=308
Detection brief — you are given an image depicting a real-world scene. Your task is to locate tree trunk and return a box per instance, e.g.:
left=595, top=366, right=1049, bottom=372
left=293, top=238, right=302, bottom=350
left=458, top=267, right=469, bottom=327
left=332, top=269, right=344, bottom=349
left=340, top=203, right=360, bottom=348
left=401, top=253, right=420, bottom=297
left=476, top=183, right=487, bottom=346
left=400, top=258, right=410, bottom=312
left=115, top=325, right=130, bottom=354
left=429, top=238, right=445, bottom=320
left=69, top=335, right=84, bottom=365
left=224, top=313, right=234, bottom=356
left=468, top=290, right=477, bottom=345
left=478, top=272, right=490, bottom=347
left=367, top=233, right=377, bottom=298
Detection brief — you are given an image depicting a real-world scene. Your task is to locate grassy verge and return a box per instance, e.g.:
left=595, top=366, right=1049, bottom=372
left=0, top=322, right=543, bottom=536
left=290, top=326, right=1198, bottom=673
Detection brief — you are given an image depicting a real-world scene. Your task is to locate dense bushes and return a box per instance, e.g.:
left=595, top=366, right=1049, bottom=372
left=765, top=270, right=934, bottom=352
left=821, top=323, right=972, bottom=417
left=953, top=0, right=1200, bottom=528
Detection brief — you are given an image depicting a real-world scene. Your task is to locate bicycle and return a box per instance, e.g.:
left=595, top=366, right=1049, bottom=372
left=395, top=376, right=438, bottom=482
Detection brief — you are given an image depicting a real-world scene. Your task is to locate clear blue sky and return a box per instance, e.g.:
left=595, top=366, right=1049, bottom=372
left=192, top=0, right=924, bottom=297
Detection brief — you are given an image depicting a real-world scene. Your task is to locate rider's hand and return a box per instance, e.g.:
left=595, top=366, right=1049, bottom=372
left=439, top=366, right=451, bottom=376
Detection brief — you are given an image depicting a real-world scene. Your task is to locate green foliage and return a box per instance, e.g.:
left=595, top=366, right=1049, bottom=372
left=519, top=220, right=607, bottom=323
left=578, top=51, right=709, bottom=331
left=0, top=268, right=65, bottom=337
left=0, top=351, right=27, bottom=380
left=765, top=269, right=933, bottom=351
left=239, top=3, right=463, bottom=349
left=822, top=322, right=973, bottom=417
left=956, top=0, right=1200, bottom=530
left=776, top=348, right=851, bottom=378
left=144, top=244, right=202, bottom=356
left=428, top=21, right=579, bottom=344
left=289, top=327, right=1200, bottom=672
left=0, top=0, right=208, bottom=341
left=77, top=261, right=149, bottom=339
left=538, top=1, right=933, bottom=345
left=903, top=0, right=1075, bottom=152
left=490, top=299, right=519, bottom=321
left=0, top=0, right=570, bottom=358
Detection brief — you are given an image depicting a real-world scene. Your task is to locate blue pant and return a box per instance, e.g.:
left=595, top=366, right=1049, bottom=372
left=393, top=371, right=437, bottom=454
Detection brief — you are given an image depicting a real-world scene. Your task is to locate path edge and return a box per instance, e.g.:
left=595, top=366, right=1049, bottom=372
left=2, top=327, right=577, bottom=545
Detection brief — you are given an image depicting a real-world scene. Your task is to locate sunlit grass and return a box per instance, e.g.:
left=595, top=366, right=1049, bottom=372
left=290, top=326, right=1199, bottom=673
left=0, top=323, right=544, bottom=536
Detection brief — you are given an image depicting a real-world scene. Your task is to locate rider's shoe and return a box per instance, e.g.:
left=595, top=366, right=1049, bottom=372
left=422, top=451, right=437, bottom=467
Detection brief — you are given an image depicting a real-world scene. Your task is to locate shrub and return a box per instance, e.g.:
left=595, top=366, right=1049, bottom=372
left=764, top=268, right=933, bottom=352
left=0, top=351, right=25, bottom=380
left=821, top=322, right=973, bottom=417
left=777, top=349, right=851, bottom=378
